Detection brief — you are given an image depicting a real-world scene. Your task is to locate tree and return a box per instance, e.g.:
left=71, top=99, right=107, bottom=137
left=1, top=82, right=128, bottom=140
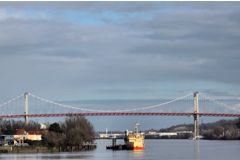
left=49, top=123, right=62, bottom=133
left=63, top=116, right=95, bottom=147
left=237, top=118, right=240, bottom=129
left=44, top=116, right=95, bottom=150
left=44, top=131, right=65, bottom=150
left=213, top=126, right=224, bottom=138
left=44, top=122, right=65, bottom=150
left=0, top=119, right=40, bottom=135
left=224, top=125, right=238, bottom=139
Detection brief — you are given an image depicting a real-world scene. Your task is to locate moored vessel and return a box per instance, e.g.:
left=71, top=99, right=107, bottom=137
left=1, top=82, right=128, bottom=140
left=106, top=123, right=144, bottom=150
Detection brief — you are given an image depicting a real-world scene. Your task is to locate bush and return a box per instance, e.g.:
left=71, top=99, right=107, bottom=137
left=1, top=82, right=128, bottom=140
left=44, top=116, right=95, bottom=148
left=63, top=116, right=95, bottom=146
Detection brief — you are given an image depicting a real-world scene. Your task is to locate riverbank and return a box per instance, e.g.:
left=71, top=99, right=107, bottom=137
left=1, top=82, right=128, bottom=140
left=1, top=139, right=239, bottom=160
left=0, top=144, right=96, bottom=153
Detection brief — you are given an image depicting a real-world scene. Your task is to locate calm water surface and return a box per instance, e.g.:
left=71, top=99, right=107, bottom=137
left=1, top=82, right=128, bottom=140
left=0, top=139, right=239, bottom=160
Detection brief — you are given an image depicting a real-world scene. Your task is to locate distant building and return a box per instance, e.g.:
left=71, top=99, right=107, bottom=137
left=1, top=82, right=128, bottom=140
left=40, top=123, right=47, bottom=130
left=98, top=131, right=125, bottom=139
left=0, top=135, right=14, bottom=146
left=0, top=129, right=42, bottom=146
left=145, top=130, right=192, bottom=138
left=158, top=132, right=177, bottom=136
left=14, top=129, right=42, bottom=142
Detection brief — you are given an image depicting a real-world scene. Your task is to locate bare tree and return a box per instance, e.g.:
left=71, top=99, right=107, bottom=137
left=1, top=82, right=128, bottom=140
left=63, top=116, right=95, bottom=147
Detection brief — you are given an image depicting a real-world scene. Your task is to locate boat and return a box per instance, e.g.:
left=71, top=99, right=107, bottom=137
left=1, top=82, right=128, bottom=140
left=106, top=123, right=144, bottom=150
left=124, top=123, right=144, bottom=150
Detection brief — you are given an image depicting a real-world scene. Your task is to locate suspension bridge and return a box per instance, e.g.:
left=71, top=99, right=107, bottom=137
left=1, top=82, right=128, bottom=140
left=0, top=91, right=240, bottom=139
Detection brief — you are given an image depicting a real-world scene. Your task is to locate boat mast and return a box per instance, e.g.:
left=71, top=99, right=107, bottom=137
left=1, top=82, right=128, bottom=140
left=134, top=123, right=140, bottom=134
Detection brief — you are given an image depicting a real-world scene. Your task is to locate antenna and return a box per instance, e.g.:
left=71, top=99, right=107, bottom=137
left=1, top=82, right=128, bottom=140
left=135, top=123, right=140, bottom=134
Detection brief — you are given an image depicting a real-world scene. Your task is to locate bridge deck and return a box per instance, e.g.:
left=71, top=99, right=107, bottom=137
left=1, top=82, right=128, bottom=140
left=0, top=112, right=240, bottom=118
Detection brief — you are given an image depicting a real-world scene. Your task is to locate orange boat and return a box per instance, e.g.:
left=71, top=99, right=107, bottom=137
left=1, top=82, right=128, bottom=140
left=106, top=123, right=144, bottom=150
left=124, top=123, right=144, bottom=150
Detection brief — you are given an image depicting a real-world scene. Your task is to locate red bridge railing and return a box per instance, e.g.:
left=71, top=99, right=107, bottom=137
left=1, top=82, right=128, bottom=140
left=0, top=112, right=240, bottom=118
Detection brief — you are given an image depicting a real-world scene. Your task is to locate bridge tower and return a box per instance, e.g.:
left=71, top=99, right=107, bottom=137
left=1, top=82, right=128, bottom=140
left=24, top=92, right=29, bottom=125
left=193, top=91, right=200, bottom=140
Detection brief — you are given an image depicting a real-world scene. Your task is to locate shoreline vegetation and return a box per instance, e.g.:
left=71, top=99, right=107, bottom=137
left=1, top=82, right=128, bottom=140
left=148, top=118, right=240, bottom=140
left=0, top=116, right=96, bottom=153
left=0, top=117, right=240, bottom=153
left=201, top=118, right=240, bottom=140
left=97, top=118, right=240, bottom=140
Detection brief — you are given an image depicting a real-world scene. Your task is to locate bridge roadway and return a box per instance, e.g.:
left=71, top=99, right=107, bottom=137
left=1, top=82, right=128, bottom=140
left=0, top=112, right=240, bottom=118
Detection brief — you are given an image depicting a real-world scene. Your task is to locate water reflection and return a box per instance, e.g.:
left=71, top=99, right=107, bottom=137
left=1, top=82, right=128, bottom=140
left=130, top=150, right=144, bottom=159
left=0, top=152, right=93, bottom=160
left=0, top=140, right=240, bottom=160
left=194, top=140, right=200, bottom=160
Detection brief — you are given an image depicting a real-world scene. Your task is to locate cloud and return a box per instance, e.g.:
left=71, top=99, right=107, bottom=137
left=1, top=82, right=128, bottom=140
left=0, top=8, right=49, bottom=21
left=0, top=2, right=240, bottom=100
left=0, top=1, right=167, bottom=13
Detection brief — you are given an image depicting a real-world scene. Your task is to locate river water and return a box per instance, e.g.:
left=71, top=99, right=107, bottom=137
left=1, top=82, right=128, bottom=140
left=0, top=139, right=239, bottom=160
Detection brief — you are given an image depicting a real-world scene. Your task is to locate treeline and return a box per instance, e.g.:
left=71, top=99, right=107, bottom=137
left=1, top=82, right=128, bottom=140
left=201, top=118, right=240, bottom=140
left=0, top=120, right=40, bottom=135
left=0, top=116, right=95, bottom=151
left=158, top=118, right=240, bottom=140
left=43, top=116, right=95, bottom=151
left=159, top=124, right=193, bottom=132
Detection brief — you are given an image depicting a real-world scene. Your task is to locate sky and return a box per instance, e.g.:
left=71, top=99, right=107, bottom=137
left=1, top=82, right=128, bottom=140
left=1, top=2, right=240, bottom=102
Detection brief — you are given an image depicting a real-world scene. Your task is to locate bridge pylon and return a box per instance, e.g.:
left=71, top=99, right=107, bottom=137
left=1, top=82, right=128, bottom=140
left=193, top=91, right=200, bottom=140
left=24, top=92, right=29, bottom=125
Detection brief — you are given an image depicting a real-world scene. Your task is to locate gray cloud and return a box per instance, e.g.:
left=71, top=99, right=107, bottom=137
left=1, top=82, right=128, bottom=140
left=1, top=2, right=239, bottom=14
left=0, top=2, right=240, bottom=100
left=201, top=89, right=237, bottom=97
left=0, top=1, right=170, bottom=13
